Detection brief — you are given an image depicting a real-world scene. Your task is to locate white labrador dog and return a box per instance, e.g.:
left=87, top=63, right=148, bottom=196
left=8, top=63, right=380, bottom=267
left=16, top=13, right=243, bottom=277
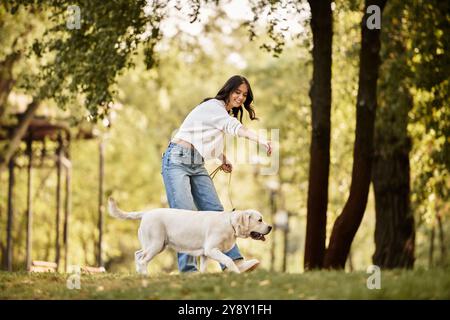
left=108, top=197, right=272, bottom=274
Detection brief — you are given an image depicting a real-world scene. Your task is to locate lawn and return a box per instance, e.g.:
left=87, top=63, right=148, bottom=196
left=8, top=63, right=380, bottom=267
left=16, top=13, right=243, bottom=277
left=0, top=268, right=449, bottom=300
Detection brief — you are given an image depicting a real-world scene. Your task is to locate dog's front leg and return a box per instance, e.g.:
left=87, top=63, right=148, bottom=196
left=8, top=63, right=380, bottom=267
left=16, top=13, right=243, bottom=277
left=205, top=248, right=240, bottom=273
left=199, top=255, right=207, bottom=273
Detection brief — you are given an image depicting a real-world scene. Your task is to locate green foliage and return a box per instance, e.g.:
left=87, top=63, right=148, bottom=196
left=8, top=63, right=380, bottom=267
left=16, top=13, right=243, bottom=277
left=407, top=1, right=449, bottom=232
left=3, top=0, right=165, bottom=118
left=248, top=0, right=310, bottom=57
left=2, top=0, right=312, bottom=118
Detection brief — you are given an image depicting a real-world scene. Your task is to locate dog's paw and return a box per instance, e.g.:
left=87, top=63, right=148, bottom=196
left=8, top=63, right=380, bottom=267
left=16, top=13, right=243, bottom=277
left=136, top=264, right=148, bottom=275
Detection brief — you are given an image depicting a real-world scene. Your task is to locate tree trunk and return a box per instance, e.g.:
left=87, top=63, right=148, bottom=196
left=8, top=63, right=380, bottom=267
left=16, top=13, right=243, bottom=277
left=0, top=99, right=40, bottom=172
left=436, top=212, right=446, bottom=265
left=26, top=134, right=33, bottom=270
left=372, top=154, right=415, bottom=268
left=429, top=224, right=435, bottom=268
left=98, top=140, right=105, bottom=267
left=6, top=154, right=16, bottom=271
left=324, top=0, right=387, bottom=269
left=55, top=134, right=63, bottom=269
left=304, top=0, right=333, bottom=270
left=0, top=172, right=4, bottom=268
left=64, top=140, right=72, bottom=273
left=372, top=1, right=415, bottom=269
left=0, top=51, right=20, bottom=118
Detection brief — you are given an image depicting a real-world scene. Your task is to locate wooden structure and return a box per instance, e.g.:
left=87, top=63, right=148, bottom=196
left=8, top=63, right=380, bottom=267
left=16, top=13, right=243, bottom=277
left=29, top=260, right=58, bottom=273
left=0, top=115, right=106, bottom=272
left=29, top=261, right=106, bottom=274
left=80, top=265, right=106, bottom=274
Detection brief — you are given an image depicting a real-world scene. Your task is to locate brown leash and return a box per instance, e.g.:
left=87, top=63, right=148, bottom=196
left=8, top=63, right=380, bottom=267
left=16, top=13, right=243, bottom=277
left=210, top=165, right=235, bottom=211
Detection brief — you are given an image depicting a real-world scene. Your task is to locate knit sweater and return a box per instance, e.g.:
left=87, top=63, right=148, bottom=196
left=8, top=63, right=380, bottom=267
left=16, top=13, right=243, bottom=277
left=173, top=98, right=243, bottom=160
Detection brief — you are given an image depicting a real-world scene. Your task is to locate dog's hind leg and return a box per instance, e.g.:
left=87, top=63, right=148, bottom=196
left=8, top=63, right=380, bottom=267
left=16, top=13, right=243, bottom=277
left=135, top=249, right=147, bottom=274
left=135, top=243, right=164, bottom=275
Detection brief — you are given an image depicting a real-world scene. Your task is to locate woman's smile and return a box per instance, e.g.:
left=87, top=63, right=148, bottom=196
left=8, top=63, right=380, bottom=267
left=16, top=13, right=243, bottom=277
left=226, top=83, right=248, bottom=110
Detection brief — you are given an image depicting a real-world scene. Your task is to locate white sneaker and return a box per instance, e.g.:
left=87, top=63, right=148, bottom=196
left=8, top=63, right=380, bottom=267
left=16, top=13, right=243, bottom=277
left=234, top=259, right=260, bottom=273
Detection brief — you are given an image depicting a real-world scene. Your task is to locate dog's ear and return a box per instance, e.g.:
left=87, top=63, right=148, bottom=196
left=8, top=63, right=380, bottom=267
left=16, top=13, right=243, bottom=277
left=231, top=211, right=246, bottom=237
left=239, top=211, right=252, bottom=234
left=245, top=212, right=252, bottom=230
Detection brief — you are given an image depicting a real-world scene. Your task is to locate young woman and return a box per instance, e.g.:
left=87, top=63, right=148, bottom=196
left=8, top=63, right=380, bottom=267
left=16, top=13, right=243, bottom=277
left=161, top=75, right=272, bottom=273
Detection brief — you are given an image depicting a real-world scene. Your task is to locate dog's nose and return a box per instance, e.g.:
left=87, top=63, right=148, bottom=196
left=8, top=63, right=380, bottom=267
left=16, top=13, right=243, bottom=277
left=268, top=226, right=273, bottom=232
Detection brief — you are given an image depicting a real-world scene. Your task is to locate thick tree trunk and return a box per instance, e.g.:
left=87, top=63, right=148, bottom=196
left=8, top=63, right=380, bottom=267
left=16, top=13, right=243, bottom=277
left=324, top=0, right=387, bottom=269
left=372, top=152, right=415, bottom=268
left=304, top=0, right=333, bottom=270
left=0, top=99, right=40, bottom=172
left=372, top=2, right=415, bottom=269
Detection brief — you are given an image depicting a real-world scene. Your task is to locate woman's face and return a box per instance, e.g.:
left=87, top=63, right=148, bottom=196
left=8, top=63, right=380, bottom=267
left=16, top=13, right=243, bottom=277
left=227, top=83, right=248, bottom=109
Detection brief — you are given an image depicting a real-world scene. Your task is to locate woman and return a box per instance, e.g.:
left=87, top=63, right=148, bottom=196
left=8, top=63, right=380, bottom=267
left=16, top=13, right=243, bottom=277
left=161, top=75, right=272, bottom=273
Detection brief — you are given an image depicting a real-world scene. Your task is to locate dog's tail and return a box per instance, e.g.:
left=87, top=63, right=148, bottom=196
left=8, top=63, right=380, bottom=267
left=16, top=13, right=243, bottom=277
left=108, top=197, right=144, bottom=220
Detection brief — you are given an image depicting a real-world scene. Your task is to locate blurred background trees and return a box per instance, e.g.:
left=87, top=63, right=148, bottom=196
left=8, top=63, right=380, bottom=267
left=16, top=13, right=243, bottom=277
left=0, top=0, right=448, bottom=273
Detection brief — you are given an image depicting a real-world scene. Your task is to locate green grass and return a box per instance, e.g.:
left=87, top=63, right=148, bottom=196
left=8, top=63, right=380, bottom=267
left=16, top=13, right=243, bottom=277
left=1, top=268, right=449, bottom=300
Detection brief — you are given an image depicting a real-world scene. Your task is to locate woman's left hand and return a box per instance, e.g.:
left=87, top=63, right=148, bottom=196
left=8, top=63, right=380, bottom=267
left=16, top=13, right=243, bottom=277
left=221, top=162, right=233, bottom=173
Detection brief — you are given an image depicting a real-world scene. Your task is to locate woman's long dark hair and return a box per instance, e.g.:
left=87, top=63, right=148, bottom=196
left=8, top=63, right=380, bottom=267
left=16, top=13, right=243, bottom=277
left=203, top=75, right=258, bottom=123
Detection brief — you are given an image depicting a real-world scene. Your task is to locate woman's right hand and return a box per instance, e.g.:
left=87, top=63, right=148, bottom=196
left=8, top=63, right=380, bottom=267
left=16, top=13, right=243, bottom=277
left=262, top=140, right=272, bottom=156
left=237, top=126, right=272, bottom=156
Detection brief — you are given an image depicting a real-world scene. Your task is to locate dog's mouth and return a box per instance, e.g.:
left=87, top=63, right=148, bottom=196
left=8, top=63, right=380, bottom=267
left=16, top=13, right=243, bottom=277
left=250, top=231, right=266, bottom=241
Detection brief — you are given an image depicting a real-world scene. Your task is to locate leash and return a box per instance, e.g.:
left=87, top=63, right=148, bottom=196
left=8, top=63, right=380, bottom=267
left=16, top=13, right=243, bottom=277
left=210, top=165, right=235, bottom=211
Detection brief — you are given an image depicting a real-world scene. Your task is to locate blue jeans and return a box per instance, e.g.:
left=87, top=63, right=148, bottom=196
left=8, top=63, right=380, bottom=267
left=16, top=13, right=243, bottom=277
left=161, top=142, right=243, bottom=272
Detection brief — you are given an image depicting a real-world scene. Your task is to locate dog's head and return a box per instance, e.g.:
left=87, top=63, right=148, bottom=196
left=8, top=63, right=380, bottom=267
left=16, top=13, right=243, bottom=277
left=231, top=210, right=272, bottom=241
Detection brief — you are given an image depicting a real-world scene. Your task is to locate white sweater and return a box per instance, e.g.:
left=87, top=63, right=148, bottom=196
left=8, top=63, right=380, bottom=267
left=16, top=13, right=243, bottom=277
left=173, top=99, right=243, bottom=160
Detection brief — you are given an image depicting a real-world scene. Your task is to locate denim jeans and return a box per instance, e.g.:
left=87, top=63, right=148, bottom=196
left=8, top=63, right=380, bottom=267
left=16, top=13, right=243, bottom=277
left=161, top=142, right=243, bottom=272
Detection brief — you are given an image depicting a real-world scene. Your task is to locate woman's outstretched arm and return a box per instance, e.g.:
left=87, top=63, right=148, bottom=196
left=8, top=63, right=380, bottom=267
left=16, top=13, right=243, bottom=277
left=237, top=126, right=272, bottom=156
